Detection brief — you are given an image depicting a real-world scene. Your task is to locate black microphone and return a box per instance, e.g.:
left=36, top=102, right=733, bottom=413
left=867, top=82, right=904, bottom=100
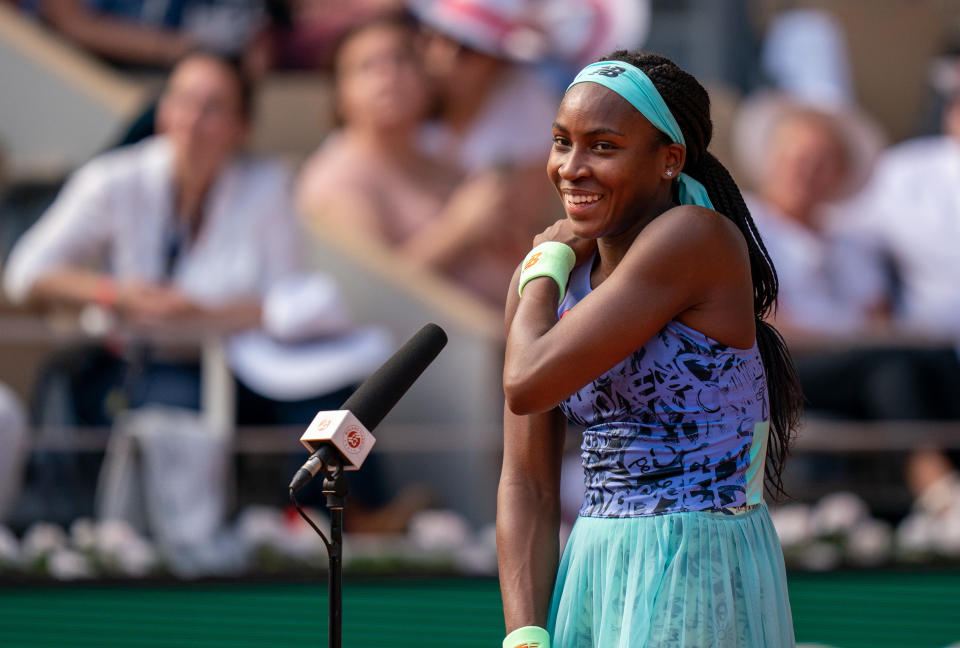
left=288, top=323, right=448, bottom=492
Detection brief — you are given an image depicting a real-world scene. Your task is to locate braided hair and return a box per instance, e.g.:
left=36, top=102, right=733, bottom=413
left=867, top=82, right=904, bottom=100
left=605, top=50, right=804, bottom=497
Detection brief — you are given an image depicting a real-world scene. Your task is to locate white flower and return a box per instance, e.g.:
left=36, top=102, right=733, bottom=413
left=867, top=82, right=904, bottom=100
left=407, top=510, right=472, bottom=553
left=453, top=541, right=497, bottom=575
left=895, top=511, right=938, bottom=556
left=0, top=525, right=19, bottom=566
left=846, top=519, right=892, bottom=566
left=48, top=548, right=94, bottom=580
left=95, top=519, right=158, bottom=576
left=237, top=506, right=287, bottom=549
left=933, top=511, right=960, bottom=556
left=451, top=523, right=498, bottom=576
left=114, top=539, right=158, bottom=577
left=96, top=519, right=141, bottom=554
left=238, top=505, right=327, bottom=560
left=21, top=522, right=67, bottom=561
left=769, top=503, right=813, bottom=547
left=70, top=518, right=97, bottom=553
left=810, top=491, right=869, bottom=536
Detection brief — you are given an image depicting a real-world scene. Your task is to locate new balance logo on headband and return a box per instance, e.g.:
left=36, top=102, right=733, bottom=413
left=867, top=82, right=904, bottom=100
left=590, top=65, right=626, bottom=78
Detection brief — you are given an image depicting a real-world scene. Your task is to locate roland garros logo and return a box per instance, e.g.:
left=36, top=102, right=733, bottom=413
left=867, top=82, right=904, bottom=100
left=344, top=426, right=364, bottom=454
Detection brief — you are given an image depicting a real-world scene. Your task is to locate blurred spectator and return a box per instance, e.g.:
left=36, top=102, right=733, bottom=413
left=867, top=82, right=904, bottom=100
left=850, top=60, right=960, bottom=513
left=296, top=11, right=534, bottom=306
left=408, top=0, right=560, bottom=305
left=296, top=13, right=460, bottom=255
left=33, top=0, right=268, bottom=71
left=856, top=72, right=960, bottom=340
left=733, top=92, right=958, bottom=426
left=734, top=70, right=960, bottom=518
left=734, top=92, right=888, bottom=337
left=3, top=51, right=370, bottom=428
left=413, top=0, right=557, bottom=172
left=2, top=50, right=402, bottom=528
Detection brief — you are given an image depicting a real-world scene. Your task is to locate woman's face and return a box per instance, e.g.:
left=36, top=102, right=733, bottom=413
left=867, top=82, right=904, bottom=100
left=336, top=24, right=429, bottom=129
left=157, top=56, right=248, bottom=175
left=547, top=83, right=681, bottom=240
left=763, top=114, right=848, bottom=215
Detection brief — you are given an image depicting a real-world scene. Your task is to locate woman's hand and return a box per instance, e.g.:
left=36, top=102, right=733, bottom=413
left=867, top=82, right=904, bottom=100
left=117, top=281, right=202, bottom=325
left=532, top=218, right=595, bottom=266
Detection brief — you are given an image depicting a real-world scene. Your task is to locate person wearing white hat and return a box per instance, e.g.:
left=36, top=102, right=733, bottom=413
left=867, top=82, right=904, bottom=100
left=408, top=0, right=561, bottom=305
left=732, top=92, right=888, bottom=338
left=734, top=90, right=960, bottom=504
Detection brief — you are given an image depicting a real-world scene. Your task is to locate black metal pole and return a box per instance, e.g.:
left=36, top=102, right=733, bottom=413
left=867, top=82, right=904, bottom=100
left=323, top=461, right=348, bottom=648
left=329, top=507, right=343, bottom=648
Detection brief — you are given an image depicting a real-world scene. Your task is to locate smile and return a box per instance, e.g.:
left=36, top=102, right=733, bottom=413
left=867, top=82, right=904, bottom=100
left=565, top=192, right=603, bottom=205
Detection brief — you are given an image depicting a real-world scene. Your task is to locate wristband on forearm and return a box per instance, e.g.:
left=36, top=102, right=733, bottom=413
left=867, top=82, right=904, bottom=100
left=518, top=242, right=576, bottom=302
left=503, top=625, right=551, bottom=648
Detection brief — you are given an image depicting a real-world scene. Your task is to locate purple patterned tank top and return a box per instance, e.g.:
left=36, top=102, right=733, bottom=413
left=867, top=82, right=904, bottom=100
left=558, top=258, right=771, bottom=518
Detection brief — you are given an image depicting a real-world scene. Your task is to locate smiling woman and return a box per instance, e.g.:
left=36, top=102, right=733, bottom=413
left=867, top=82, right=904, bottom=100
left=497, top=51, right=803, bottom=648
left=2, top=50, right=360, bottom=429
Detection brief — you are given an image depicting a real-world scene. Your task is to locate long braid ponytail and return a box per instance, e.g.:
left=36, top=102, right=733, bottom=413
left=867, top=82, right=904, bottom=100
left=606, top=51, right=804, bottom=497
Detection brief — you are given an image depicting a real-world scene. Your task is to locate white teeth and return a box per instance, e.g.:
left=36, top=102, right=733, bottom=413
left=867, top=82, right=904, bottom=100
left=567, top=193, right=602, bottom=204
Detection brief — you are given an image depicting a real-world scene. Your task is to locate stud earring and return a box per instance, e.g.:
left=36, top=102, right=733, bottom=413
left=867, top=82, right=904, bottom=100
left=665, top=170, right=674, bottom=178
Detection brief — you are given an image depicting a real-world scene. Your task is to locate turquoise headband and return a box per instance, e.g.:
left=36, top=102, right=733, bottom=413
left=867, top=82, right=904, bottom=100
left=567, top=61, right=714, bottom=209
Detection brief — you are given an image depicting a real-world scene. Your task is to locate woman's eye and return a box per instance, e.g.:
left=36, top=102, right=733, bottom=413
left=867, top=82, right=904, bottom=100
left=552, top=136, right=570, bottom=147
left=593, top=141, right=617, bottom=151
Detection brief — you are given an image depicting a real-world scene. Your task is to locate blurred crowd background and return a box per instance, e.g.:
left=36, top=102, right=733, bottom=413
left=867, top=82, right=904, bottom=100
left=1, top=0, right=960, bottom=582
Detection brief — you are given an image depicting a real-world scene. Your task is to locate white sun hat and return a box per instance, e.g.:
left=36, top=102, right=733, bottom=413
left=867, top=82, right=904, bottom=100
left=409, top=0, right=549, bottom=62
left=410, top=0, right=650, bottom=65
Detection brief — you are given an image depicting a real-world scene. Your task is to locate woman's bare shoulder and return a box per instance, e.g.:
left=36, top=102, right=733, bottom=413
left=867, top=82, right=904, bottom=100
left=619, top=205, right=750, bottom=290
left=640, top=205, right=747, bottom=254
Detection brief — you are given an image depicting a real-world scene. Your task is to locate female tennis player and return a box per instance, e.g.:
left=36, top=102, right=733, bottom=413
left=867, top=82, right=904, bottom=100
left=498, top=50, right=802, bottom=647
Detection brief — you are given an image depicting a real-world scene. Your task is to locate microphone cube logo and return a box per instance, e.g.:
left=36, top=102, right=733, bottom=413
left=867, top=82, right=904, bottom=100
left=345, top=427, right=364, bottom=453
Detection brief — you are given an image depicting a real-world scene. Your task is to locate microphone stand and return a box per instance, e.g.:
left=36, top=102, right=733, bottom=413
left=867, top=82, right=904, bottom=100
left=289, top=454, right=348, bottom=648
left=321, top=458, right=348, bottom=648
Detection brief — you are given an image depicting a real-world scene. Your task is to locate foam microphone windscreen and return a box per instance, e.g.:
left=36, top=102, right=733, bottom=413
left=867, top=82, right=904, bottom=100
left=339, top=323, right=448, bottom=431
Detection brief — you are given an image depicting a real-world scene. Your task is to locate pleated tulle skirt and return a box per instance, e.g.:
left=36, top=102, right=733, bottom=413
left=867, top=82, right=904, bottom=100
left=547, top=503, right=795, bottom=648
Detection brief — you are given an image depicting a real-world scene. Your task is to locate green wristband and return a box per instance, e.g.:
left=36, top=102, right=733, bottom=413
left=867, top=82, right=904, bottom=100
left=503, top=625, right=551, bottom=648
left=518, top=242, right=576, bottom=302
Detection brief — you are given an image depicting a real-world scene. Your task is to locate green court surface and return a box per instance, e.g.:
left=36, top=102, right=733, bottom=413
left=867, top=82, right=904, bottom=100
left=0, top=571, right=957, bottom=647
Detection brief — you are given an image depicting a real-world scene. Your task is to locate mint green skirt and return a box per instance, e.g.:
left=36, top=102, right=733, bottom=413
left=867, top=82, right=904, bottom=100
left=547, top=504, right=794, bottom=647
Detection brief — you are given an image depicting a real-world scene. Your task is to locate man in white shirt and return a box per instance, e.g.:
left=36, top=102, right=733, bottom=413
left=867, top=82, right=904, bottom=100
left=855, top=97, right=960, bottom=340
